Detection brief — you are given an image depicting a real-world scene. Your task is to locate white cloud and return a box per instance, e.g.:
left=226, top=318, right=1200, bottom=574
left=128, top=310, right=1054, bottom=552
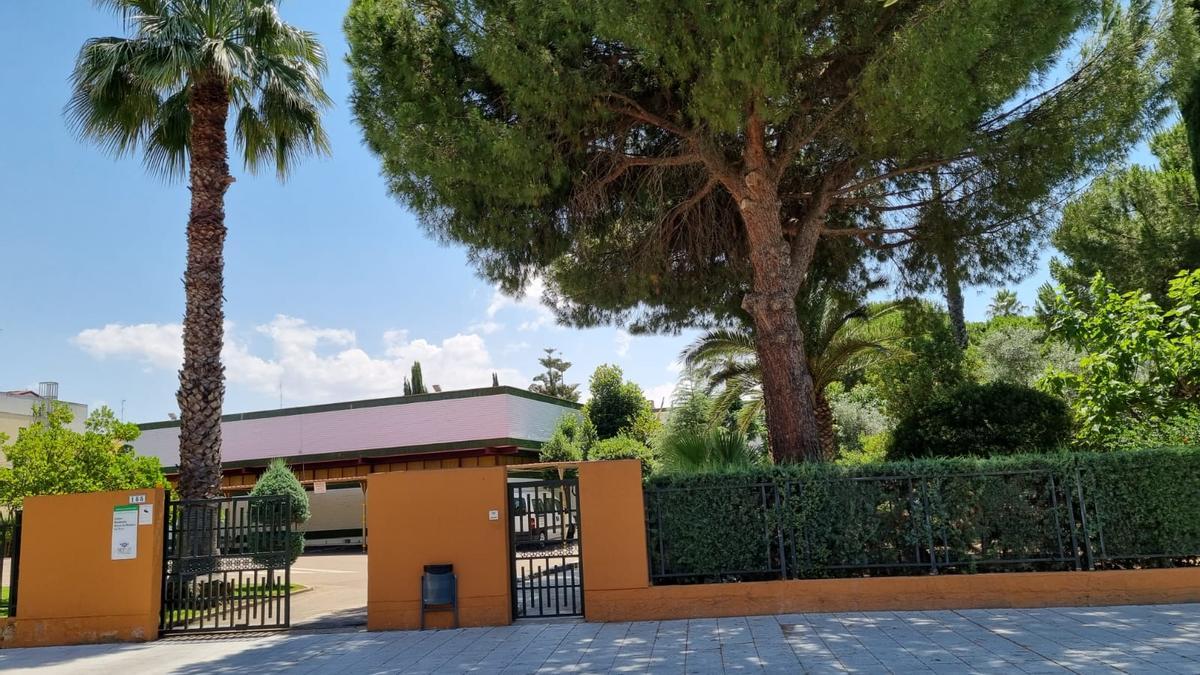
left=615, top=329, right=633, bottom=358
left=74, top=315, right=522, bottom=405
left=468, top=320, right=504, bottom=335
left=644, top=382, right=676, bottom=410
left=75, top=323, right=184, bottom=370
left=486, top=276, right=558, bottom=332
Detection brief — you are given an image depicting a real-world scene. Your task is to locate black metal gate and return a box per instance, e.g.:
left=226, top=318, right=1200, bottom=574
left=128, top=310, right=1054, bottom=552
left=160, top=495, right=292, bottom=635
left=509, top=479, right=584, bottom=619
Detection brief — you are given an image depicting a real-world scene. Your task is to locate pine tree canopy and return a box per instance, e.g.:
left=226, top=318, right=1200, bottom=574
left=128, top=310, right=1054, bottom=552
left=347, top=0, right=1192, bottom=332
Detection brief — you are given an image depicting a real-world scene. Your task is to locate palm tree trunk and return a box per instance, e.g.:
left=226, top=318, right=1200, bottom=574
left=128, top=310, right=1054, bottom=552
left=814, top=389, right=836, bottom=461
left=738, top=177, right=823, bottom=464
left=177, top=76, right=232, bottom=500
left=940, top=253, right=968, bottom=350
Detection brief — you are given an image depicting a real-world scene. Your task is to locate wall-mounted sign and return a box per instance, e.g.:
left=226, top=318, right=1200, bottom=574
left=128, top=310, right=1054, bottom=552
left=112, top=504, right=138, bottom=560
left=488, top=509, right=499, bottom=521
left=138, top=503, right=154, bottom=525
left=128, top=494, right=147, bottom=504
left=313, top=480, right=327, bottom=494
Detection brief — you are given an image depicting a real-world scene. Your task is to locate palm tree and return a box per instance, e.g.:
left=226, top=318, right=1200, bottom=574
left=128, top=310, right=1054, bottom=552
left=658, top=429, right=764, bottom=474
left=683, top=287, right=907, bottom=460
left=69, top=0, right=330, bottom=499
left=987, top=289, right=1026, bottom=319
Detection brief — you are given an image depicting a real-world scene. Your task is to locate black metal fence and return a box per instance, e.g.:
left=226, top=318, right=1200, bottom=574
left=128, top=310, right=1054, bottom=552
left=160, top=495, right=292, bottom=634
left=645, top=468, right=1184, bottom=585
left=1, top=511, right=22, bottom=617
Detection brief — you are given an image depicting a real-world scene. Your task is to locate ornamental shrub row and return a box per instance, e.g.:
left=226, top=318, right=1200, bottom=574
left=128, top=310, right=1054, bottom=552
left=643, top=447, right=1200, bottom=584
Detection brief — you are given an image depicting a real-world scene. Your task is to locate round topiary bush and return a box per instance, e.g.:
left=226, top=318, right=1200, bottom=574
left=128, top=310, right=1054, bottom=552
left=250, top=459, right=311, bottom=566
left=888, top=382, right=1071, bottom=459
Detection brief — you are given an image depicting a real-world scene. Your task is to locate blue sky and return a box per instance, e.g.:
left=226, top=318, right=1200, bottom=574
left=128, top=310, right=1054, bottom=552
left=0, top=3, right=1149, bottom=423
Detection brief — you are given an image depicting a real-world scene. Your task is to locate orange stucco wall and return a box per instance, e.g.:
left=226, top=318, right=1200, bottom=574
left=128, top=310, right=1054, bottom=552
left=578, top=461, right=1200, bottom=622
left=1, top=488, right=165, bottom=648
left=577, top=460, right=649, bottom=597
left=366, top=466, right=511, bottom=630
left=585, top=568, right=1200, bottom=622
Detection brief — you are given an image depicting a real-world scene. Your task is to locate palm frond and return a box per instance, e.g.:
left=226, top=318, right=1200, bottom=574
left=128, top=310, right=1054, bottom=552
left=71, top=0, right=330, bottom=182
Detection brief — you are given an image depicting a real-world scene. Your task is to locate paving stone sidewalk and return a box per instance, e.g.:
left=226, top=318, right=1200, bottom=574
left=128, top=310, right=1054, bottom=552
left=1, top=604, right=1198, bottom=674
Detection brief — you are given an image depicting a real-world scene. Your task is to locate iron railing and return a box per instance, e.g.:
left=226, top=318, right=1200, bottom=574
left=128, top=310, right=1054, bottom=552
left=160, top=495, right=292, bottom=634
left=1, top=510, right=22, bottom=617
left=644, top=468, right=1168, bottom=585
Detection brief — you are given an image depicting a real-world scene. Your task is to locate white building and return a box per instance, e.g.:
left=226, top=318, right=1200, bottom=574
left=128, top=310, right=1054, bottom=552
left=133, top=386, right=581, bottom=546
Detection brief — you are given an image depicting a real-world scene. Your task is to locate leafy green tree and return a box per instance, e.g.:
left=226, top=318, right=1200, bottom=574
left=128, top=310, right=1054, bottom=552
left=70, top=0, right=330, bottom=499
left=894, top=167, right=1046, bottom=349
left=1041, top=270, right=1200, bottom=447
left=583, top=365, right=658, bottom=442
left=588, top=436, right=658, bottom=477
left=347, top=0, right=1179, bottom=462
left=0, top=403, right=166, bottom=508
left=827, top=383, right=893, bottom=454
left=866, top=303, right=970, bottom=423
left=684, top=289, right=907, bottom=459
left=538, top=413, right=595, bottom=462
left=528, top=348, right=581, bottom=401
left=666, top=376, right=714, bottom=438
left=249, top=459, right=311, bottom=565
left=1052, top=123, right=1200, bottom=303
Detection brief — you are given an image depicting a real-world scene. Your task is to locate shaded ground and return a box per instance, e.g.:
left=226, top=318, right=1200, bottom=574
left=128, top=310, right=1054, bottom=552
left=3, top=604, right=1200, bottom=673
left=288, top=550, right=367, bottom=629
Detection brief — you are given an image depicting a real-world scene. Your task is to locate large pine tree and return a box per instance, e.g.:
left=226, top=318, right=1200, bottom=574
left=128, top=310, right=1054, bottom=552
left=347, top=0, right=1188, bottom=461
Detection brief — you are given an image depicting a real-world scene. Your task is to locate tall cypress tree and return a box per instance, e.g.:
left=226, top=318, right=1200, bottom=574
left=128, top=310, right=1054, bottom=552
left=409, top=361, right=427, bottom=395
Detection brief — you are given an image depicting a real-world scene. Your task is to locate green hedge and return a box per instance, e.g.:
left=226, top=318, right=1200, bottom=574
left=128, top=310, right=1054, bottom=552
left=644, top=447, right=1200, bottom=584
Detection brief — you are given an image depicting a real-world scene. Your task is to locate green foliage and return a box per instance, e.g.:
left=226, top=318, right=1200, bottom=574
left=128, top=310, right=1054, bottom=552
left=1052, top=124, right=1200, bottom=304
left=69, top=0, right=331, bottom=180
left=837, top=432, right=892, bottom=466
left=0, top=403, right=165, bottom=508
left=528, top=348, right=581, bottom=402
left=249, top=460, right=311, bottom=565
left=538, top=414, right=593, bottom=462
left=583, top=365, right=658, bottom=441
left=866, top=303, right=970, bottom=422
left=645, top=447, right=1200, bottom=582
left=589, top=436, right=657, bottom=477
left=684, top=289, right=908, bottom=441
left=987, top=290, right=1026, bottom=319
left=410, top=362, right=427, bottom=395
left=346, top=0, right=1177, bottom=335
left=658, top=429, right=764, bottom=475
left=972, top=321, right=1074, bottom=387
left=828, top=383, right=893, bottom=453
left=1041, top=270, right=1200, bottom=447
left=889, top=382, right=1071, bottom=459
left=666, top=382, right=714, bottom=438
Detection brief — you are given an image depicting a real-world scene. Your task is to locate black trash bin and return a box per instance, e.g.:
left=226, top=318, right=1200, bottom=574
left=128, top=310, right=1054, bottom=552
left=421, top=563, right=458, bottom=629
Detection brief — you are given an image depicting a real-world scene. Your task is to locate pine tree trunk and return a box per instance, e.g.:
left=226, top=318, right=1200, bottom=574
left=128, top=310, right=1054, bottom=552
left=738, top=174, right=823, bottom=464
left=177, top=76, right=232, bottom=500
left=942, top=256, right=968, bottom=350
left=814, top=389, right=836, bottom=461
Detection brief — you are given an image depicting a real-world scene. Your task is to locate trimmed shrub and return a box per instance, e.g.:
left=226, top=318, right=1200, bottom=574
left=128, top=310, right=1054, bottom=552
left=250, top=459, right=311, bottom=565
left=889, top=382, right=1070, bottom=459
left=644, top=447, right=1200, bottom=584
